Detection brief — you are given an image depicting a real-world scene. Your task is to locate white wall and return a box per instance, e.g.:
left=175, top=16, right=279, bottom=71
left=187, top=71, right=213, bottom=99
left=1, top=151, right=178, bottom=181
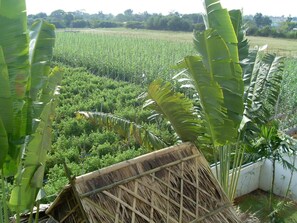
left=210, top=161, right=263, bottom=198
left=235, top=161, right=263, bottom=197
left=210, top=155, right=297, bottom=201
left=259, top=155, right=297, bottom=201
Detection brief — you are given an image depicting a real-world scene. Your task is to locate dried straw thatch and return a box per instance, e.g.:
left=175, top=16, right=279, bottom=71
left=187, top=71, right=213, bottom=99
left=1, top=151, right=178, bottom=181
left=46, top=142, right=241, bottom=222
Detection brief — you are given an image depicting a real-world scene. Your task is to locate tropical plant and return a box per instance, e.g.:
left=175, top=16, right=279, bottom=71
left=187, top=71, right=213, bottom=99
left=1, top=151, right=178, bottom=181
left=79, top=0, right=246, bottom=201
left=78, top=0, right=291, bottom=204
left=250, top=124, right=296, bottom=221
left=151, top=0, right=245, bottom=201
left=0, top=0, right=60, bottom=222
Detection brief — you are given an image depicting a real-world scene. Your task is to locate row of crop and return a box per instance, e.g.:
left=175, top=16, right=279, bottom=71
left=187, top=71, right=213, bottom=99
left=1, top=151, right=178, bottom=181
left=278, top=59, right=297, bottom=131
left=53, top=31, right=195, bottom=83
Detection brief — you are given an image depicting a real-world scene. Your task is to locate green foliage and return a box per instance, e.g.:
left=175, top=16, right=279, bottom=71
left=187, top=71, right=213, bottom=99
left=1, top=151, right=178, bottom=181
left=237, top=190, right=297, bottom=222
left=241, top=47, right=285, bottom=145
left=253, top=13, right=272, bottom=28
left=42, top=3, right=296, bottom=206
left=175, top=0, right=244, bottom=146
left=278, top=59, right=297, bottom=130
left=77, top=112, right=167, bottom=150
left=0, top=0, right=60, bottom=219
left=45, top=66, right=173, bottom=195
left=125, top=21, right=145, bottom=29
left=144, top=79, right=204, bottom=144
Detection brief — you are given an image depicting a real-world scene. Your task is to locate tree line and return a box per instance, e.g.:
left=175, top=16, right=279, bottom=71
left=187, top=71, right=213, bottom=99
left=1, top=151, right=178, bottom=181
left=28, top=9, right=297, bottom=38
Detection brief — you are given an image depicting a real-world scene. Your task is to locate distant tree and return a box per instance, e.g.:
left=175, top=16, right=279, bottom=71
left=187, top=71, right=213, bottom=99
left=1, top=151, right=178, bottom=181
left=286, top=15, right=293, bottom=23
left=145, top=15, right=164, bottom=30
left=254, top=13, right=272, bottom=28
left=50, top=9, right=66, bottom=20
left=34, top=12, right=47, bottom=19
left=49, top=9, right=67, bottom=28
left=64, top=12, right=74, bottom=27
left=115, top=13, right=126, bottom=22
left=167, top=16, right=191, bottom=31
left=71, top=19, right=89, bottom=28
left=125, top=21, right=145, bottom=29
left=182, top=13, right=204, bottom=24
left=124, top=9, right=133, bottom=17
left=137, top=11, right=151, bottom=22
left=91, top=21, right=121, bottom=28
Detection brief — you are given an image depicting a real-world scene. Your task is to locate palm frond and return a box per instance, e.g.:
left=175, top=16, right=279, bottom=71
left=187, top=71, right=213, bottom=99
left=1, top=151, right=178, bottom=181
left=144, top=79, right=205, bottom=144
left=243, top=50, right=284, bottom=126
left=77, top=111, right=167, bottom=150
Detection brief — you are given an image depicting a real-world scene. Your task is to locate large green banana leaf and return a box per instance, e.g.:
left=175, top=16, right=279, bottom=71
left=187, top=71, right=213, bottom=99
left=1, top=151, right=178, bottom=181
left=229, top=10, right=249, bottom=61
left=0, top=47, right=11, bottom=168
left=77, top=111, right=167, bottom=150
left=144, top=80, right=205, bottom=144
left=0, top=118, right=8, bottom=168
left=0, top=0, right=30, bottom=176
left=174, top=0, right=244, bottom=146
left=8, top=19, right=59, bottom=211
left=204, top=0, right=239, bottom=63
left=29, top=20, right=56, bottom=101
left=9, top=100, right=56, bottom=212
left=9, top=66, right=60, bottom=211
left=177, top=29, right=243, bottom=145
left=28, top=20, right=56, bottom=134
left=1, top=0, right=60, bottom=213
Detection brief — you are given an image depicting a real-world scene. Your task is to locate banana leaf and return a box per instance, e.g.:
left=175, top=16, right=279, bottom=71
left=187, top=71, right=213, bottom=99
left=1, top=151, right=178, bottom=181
left=243, top=50, right=284, bottom=125
left=0, top=118, right=8, bottom=168
left=9, top=100, right=56, bottom=212
left=29, top=20, right=56, bottom=101
left=177, top=29, right=243, bottom=145
left=0, top=0, right=30, bottom=176
left=229, top=9, right=249, bottom=61
left=204, top=0, right=239, bottom=63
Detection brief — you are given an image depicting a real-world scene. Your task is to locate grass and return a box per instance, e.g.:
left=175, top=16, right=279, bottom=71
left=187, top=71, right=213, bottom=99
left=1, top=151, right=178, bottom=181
left=235, top=190, right=297, bottom=223
left=248, top=36, right=297, bottom=57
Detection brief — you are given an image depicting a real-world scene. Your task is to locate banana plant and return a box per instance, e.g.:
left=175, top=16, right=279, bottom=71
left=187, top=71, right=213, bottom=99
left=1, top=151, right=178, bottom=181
left=0, top=0, right=61, bottom=220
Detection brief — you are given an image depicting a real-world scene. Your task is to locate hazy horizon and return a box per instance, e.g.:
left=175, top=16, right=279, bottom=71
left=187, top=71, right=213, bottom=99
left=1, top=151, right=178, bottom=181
left=26, top=0, right=297, bottom=17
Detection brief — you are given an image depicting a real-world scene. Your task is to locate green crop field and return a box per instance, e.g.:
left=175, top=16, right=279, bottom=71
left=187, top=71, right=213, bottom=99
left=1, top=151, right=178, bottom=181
left=45, top=28, right=297, bottom=198
left=54, top=29, right=195, bottom=83
left=58, top=28, right=297, bottom=57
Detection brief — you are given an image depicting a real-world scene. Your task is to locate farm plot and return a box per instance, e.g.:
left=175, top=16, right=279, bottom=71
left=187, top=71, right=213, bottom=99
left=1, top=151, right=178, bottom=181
left=54, top=30, right=195, bottom=83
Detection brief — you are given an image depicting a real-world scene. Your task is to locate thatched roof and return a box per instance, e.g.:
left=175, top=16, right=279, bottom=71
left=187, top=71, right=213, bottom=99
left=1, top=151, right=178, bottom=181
left=46, top=142, right=241, bottom=222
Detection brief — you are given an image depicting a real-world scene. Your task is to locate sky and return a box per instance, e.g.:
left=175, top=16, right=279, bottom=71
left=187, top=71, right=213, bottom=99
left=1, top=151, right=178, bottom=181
left=26, top=0, right=296, bottom=17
